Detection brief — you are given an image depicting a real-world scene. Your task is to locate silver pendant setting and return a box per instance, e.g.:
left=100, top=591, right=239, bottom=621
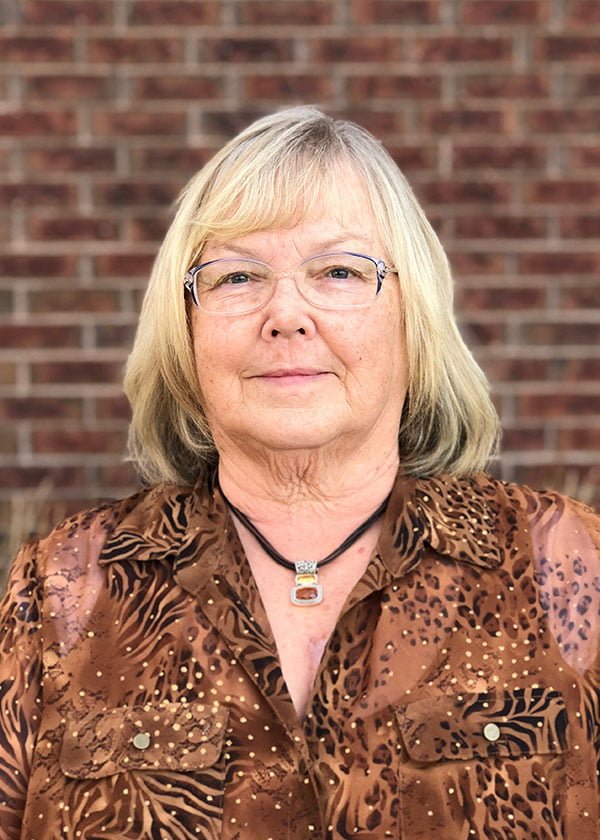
left=290, top=560, right=323, bottom=606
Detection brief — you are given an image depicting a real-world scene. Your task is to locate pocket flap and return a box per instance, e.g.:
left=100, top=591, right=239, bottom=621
left=395, top=687, right=568, bottom=763
left=60, top=701, right=228, bottom=779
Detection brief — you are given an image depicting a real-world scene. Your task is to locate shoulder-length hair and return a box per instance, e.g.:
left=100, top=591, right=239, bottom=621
left=124, top=106, right=500, bottom=486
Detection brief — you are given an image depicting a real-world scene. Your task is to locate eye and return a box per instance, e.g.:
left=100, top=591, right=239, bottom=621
left=216, top=271, right=256, bottom=286
left=327, top=266, right=354, bottom=279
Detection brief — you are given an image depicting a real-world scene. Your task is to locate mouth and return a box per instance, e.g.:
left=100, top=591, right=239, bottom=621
left=254, top=368, right=330, bottom=384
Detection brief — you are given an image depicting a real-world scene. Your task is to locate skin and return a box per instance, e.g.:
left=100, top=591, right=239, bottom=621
left=191, top=169, right=409, bottom=718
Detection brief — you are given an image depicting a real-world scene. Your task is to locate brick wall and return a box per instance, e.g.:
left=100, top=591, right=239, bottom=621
left=1, top=0, right=599, bottom=580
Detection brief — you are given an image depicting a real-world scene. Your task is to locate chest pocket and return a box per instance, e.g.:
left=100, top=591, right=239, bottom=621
left=60, top=701, right=228, bottom=779
left=395, top=687, right=568, bottom=763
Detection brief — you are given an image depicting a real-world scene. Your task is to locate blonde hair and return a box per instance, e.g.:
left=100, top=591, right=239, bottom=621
left=124, top=106, right=500, bottom=486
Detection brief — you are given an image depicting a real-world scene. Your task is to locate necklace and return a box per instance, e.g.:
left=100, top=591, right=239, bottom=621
left=219, top=486, right=391, bottom=607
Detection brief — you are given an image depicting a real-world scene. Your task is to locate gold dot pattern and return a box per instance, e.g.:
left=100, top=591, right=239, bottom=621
left=0, top=473, right=598, bottom=838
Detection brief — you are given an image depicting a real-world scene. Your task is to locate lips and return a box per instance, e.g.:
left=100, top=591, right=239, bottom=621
left=260, top=368, right=325, bottom=378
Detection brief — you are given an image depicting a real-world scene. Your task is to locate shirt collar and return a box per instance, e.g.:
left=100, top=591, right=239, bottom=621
left=98, top=471, right=502, bottom=587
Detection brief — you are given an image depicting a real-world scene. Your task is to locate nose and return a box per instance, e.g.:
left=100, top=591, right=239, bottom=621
left=260, top=273, right=317, bottom=340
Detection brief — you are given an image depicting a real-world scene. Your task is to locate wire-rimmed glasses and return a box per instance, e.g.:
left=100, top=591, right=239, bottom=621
left=183, top=251, right=398, bottom=315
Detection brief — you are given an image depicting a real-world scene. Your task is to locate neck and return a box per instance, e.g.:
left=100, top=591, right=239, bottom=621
left=216, top=437, right=400, bottom=526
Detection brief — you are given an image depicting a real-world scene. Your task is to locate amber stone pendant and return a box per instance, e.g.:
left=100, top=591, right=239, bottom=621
left=290, top=560, right=323, bottom=606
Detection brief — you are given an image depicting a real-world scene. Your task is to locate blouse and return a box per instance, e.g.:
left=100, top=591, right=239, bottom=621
left=0, top=471, right=599, bottom=839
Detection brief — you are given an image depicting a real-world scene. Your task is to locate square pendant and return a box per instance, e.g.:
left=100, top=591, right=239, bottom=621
left=290, top=583, right=323, bottom=606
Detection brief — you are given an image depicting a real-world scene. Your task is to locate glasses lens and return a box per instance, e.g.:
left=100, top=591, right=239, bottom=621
left=194, top=259, right=272, bottom=313
left=300, top=253, right=378, bottom=308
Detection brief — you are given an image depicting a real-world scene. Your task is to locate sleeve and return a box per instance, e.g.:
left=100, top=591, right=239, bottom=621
left=531, top=494, right=600, bottom=782
left=0, top=540, right=44, bottom=839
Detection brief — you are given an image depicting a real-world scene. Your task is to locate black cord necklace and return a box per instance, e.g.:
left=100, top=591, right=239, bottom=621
left=219, top=484, right=391, bottom=607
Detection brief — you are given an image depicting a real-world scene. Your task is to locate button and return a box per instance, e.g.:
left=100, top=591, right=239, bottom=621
left=483, top=723, right=501, bottom=742
left=132, top=732, right=151, bottom=750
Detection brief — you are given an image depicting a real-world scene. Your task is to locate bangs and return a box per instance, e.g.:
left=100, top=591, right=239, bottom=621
left=186, top=149, right=359, bottom=259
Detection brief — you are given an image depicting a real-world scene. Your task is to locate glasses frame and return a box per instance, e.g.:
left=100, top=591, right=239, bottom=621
left=183, top=251, right=397, bottom=315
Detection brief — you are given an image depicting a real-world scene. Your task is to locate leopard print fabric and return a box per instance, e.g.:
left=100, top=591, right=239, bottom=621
left=0, top=472, right=598, bottom=839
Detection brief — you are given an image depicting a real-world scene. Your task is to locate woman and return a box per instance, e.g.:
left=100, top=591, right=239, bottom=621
left=1, top=107, right=598, bottom=840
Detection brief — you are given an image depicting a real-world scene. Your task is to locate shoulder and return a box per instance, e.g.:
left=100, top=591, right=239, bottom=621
left=30, top=481, right=199, bottom=575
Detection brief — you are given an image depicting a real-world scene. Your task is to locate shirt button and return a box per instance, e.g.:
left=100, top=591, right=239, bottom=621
left=483, top=723, right=501, bottom=742
left=132, top=732, right=151, bottom=750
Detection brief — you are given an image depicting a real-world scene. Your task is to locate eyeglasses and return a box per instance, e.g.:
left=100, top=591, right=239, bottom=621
left=183, top=251, right=398, bottom=315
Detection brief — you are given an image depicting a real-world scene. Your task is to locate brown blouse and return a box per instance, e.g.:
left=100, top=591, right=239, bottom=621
left=1, top=472, right=599, bottom=839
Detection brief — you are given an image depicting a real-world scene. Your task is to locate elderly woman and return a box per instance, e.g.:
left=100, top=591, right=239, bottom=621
left=1, top=107, right=598, bottom=840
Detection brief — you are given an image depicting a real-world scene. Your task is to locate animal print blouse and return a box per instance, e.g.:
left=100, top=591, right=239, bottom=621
left=1, top=472, right=598, bottom=839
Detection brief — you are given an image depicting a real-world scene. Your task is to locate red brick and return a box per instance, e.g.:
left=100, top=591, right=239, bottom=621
left=20, top=0, right=113, bottom=24
left=94, top=323, right=138, bottom=348
left=28, top=289, right=121, bottom=314
left=93, top=181, right=175, bottom=207
left=24, top=147, right=116, bottom=172
left=560, top=216, right=600, bottom=239
left=309, top=37, right=404, bottom=62
left=558, top=427, right=600, bottom=449
left=559, top=285, right=600, bottom=309
left=243, top=75, right=333, bottom=100
left=0, top=35, right=74, bottom=61
left=0, top=255, right=76, bottom=277
left=124, top=217, right=170, bottom=242
left=97, top=463, right=138, bottom=487
left=539, top=36, right=600, bottom=61
left=501, top=427, right=546, bottom=450
left=130, top=147, right=212, bottom=172
left=239, top=0, right=333, bottom=24
left=528, top=108, right=600, bottom=133
left=483, top=359, right=549, bottom=382
left=202, top=38, right=294, bottom=62
left=567, top=0, right=600, bottom=23
left=128, top=0, right=220, bottom=24
left=448, top=252, right=507, bottom=275
left=460, top=0, right=543, bottom=23
left=350, top=0, right=439, bottom=24
left=517, top=393, right=600, bottom=418
left=0, top=467, right=86, bottom=490
left=455, top=216, right=547, bottom=239
left=571, top=72, right=600, bottom=98
left=553, top=358, right=600, bottom=379
left=25, top=74, right=114, bottom=100
left=460, top=321, right=506, bottom=344
left=424, top=109, right=504, bottom=133
left=453, top=144, right=545, bottom=169
left=0, top=111, right=76, bottom=136
left=346, top=74, right=441, bottom=100
left=527, top=180, right=600, bottom=203
left=0, top=398, right=83, bottom=421
left=519, top=253, right=600, bottom=274
left=456, top=286, right=546, bottom=310
left=201, top=110, right=269, bottom=136
left=31, top=360, right=124, bottom=384
left=91, top=111, right=186, bottom=136
left=0, top=290, right=14, bottom=315
left=520, top=322, right=599, bottom=344
left=88, top=37, right=184, bottom=63
left=387, top=146, right=436, bottom=171
left=32, top=428, right=125, bottom=455
left=94, top=254, right=155, bottom=278
left=28, top=216, right=119, bottom=241
left=0, top=324, right=81, bottom=349
left=0, top=430, right=18, bottom=456
left=413, top=36, right=510, bottom=62
left=0, top=362, right=16, bottom=386
left=420, top=181, right=510, bottom=204
left=95, top=395, right=131, bottom=421
left=0, top=183, right=77, bottom=207
left=131, top=76, right=223, bottom=100
left=568, top=145, right=600, bottom=168
left=461, top=73, right=548, bottom=98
